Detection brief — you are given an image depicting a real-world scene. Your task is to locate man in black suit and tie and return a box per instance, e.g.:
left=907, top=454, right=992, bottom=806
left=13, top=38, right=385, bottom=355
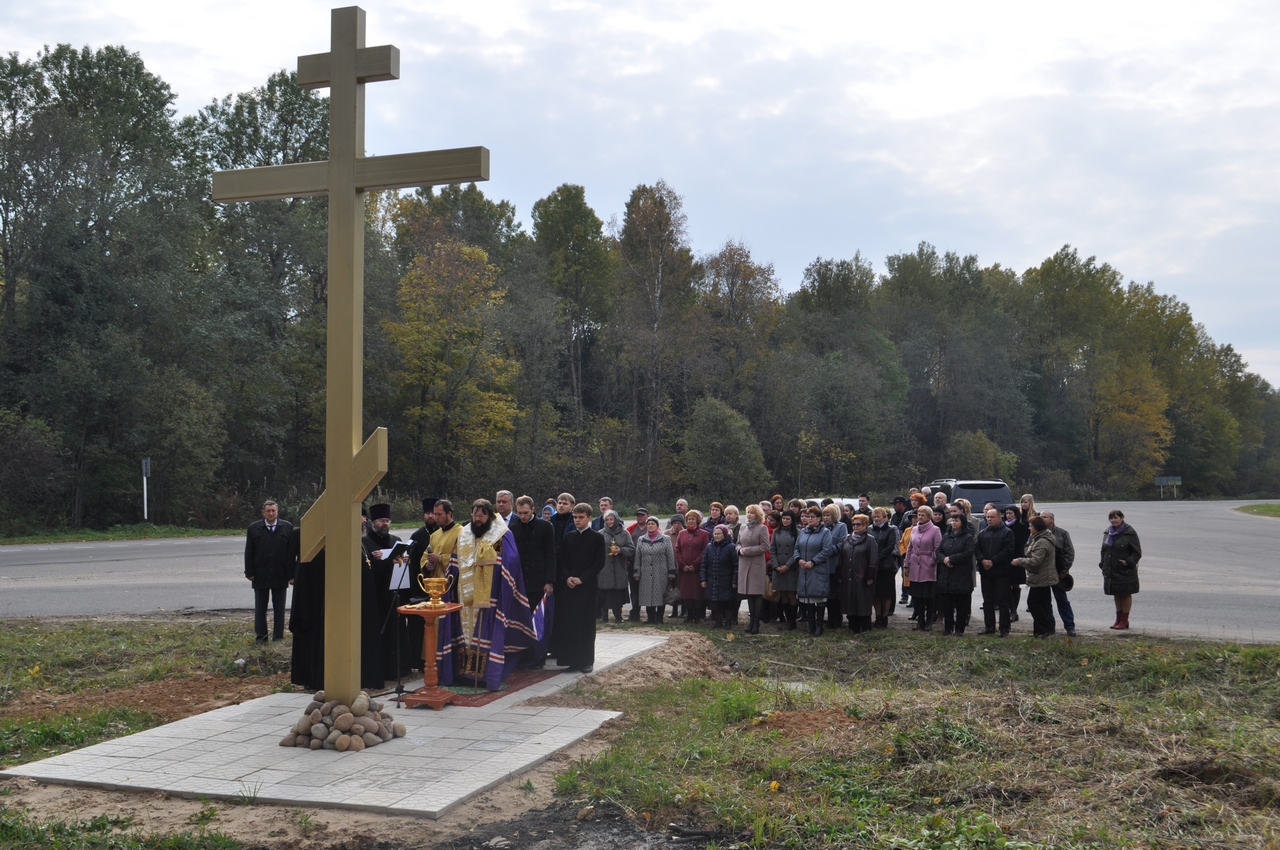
left=245, top=500, right=297, bottom=643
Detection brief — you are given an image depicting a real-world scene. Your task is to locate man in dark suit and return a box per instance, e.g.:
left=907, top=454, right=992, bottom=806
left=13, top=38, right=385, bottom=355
left=511, top=494, right=557, bottom=667
left=245, top=500, right=297, bottom=643
left=511, top=495, right=556, bottom=612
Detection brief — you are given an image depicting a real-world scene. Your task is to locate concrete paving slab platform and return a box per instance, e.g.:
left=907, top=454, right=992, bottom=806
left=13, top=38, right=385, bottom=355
left=3, top=632, right=665, bottom=818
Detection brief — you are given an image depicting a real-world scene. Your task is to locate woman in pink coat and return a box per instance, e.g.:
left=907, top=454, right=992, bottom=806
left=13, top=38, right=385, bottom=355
left=904, top=506, right=942, bottom=631
left=736, top=504, right=772, bottom=634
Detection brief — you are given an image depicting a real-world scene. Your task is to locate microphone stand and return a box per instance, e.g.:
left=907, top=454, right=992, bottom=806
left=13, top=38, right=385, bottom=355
left=381, top=582, right=408, bottom=708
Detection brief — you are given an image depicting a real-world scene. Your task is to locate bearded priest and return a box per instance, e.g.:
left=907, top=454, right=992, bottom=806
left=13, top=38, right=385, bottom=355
left=436, top=498, right=538, bottom=690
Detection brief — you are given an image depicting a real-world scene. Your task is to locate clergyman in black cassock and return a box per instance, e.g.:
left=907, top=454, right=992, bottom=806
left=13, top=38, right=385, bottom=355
left=289, top=549, right=325, bottom=691
left=554, top=505, right=607, bottom=672
left=362, top=502, right=414, bottom=683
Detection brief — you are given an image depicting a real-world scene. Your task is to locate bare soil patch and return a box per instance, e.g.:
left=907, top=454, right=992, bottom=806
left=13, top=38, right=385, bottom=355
left=0, top=673, right=289, bottom=723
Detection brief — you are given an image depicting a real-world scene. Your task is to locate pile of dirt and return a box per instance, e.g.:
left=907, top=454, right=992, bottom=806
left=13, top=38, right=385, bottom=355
left=753, top=708, right=862, bottom=738
left=0, top=673, right=290, bottom=723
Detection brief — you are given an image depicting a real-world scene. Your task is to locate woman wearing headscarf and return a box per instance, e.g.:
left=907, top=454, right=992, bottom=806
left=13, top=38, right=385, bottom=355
left=1014, top=515, right=1058, bottom=637
left=597, top=510, right=634, bottom=623
left=790, top=506, right=837, bottom=636
left=663, top=514, right=685, bottom=618
left=769, top=510, right=800, bottom=630
left=675, top=510, right=710, bottom=623
left=735, top=504, right=771, bottom=634
left=541, top=503, right=555, bottom=522
left=1099, top=509, right=1141, bottom=630
left=700, top=525, right=739, bottom=628
left=935, top=509, right=976, bottom=635
left=839, top=513, right=878, bottom=633
left=904, top=506, right=942, bottom=630
left=634, top=516, right=676, bottom=624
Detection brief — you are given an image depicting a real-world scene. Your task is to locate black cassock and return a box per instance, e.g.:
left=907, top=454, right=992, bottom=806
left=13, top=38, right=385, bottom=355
left=554, top=526, right=607, bottom=670
left=362, top=529, right=415, bottom=684
left=289, top=549, right=325, bottom=691
left=289, top=546, right=392, bottom=691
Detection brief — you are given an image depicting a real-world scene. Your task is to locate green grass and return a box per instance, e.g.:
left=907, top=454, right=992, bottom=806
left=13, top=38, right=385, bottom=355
left=559, top=626, right=1280, bottom=849
left=0, top=524, right=243, bottom=545
left=1237, top=503, right=1280, bottom=519
left=0, top=619, right=291, bottom=700
left=0, top=806, right=240, bottom=849
left=0, top=708, right=161, bottom=766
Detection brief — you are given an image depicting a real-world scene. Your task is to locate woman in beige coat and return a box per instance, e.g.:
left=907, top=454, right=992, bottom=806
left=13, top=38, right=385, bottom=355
left=736, top=504, right=771, bottom=634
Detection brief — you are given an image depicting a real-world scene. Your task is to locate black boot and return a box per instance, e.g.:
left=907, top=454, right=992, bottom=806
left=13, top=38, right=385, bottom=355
left=806, top=604, right=816, bottom=635
left=746, top=596, right=759, bottom=634
left=814, top=604, right=825, bottom=637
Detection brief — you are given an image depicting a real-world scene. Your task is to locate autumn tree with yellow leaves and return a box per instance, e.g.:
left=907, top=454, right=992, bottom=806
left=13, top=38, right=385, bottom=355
left=384, top=241, right=518, bottom=496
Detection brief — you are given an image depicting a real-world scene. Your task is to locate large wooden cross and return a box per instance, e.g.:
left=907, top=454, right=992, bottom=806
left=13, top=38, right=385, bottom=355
left=212, top=5, right=489, bottom=704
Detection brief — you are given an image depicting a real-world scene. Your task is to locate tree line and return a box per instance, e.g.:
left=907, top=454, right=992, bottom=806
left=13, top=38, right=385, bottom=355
left=2, top=46, right=1277, bottom=532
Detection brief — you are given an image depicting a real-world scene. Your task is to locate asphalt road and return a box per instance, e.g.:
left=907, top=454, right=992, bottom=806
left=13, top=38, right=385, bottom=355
left=1036, top=499, right=1280, bottom=642
left=0, top=535, right=256, bottom=617
left=2, top=504, right=1278, bottom=642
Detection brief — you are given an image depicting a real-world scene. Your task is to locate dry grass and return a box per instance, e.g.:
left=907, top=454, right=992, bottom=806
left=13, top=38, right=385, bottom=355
left=560, top=624, right=1280, bottom=849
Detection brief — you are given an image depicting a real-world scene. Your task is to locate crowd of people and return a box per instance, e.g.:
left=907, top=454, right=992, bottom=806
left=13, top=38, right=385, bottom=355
left=528, top=489, right=1142, bottom=641
left=277, top=487, right=1144, bottom=693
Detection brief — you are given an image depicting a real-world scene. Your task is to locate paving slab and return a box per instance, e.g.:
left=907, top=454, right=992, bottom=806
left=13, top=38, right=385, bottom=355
left=3, top=632, right=665, bottom=818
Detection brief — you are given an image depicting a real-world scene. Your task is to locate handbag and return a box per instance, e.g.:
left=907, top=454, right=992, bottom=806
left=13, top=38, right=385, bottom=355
left=664, top=579, right=681, bottom=606
left=763, top=574, right=779, bottom=602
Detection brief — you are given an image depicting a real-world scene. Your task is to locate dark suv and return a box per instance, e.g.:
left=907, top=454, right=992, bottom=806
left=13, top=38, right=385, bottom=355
left=925, top=479, right=1014, bottom=515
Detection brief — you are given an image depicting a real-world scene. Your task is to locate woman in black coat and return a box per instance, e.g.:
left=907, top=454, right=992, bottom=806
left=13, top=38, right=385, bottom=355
left=838, top=514, right=878, bottom=634
left=700, top=525, right=740, bottom=629
left=1099, top=509, right=1141, bottom=630
left=935, top=513, right=976, bottom=635
left=1004, top=505, right=1028, bottom=622
left=867, top=507, right=900, bottom=629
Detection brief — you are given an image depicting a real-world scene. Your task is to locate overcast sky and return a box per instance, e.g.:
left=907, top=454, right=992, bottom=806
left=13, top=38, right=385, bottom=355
left=6, top=1, right=1279, bottom=382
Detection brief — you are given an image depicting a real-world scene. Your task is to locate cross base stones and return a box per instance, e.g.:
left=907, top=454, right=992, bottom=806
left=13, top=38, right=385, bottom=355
left=279, top=689, right=407, bottom=752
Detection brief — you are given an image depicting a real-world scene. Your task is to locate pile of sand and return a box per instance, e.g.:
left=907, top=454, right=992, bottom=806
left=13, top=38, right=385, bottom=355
left=584, top=630, right=730, bottom=689
left=525, top=630, right=729, bottom=709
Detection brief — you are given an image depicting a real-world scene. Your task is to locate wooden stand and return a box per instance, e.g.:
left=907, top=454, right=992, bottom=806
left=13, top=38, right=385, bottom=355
left=397, top=602, right=462, bottom=710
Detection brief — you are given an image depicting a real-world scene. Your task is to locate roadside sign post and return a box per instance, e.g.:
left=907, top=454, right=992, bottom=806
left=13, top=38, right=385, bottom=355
left=1155, top=475, right=1182, bottom=499
left=142, top=457, right=151, bottom=521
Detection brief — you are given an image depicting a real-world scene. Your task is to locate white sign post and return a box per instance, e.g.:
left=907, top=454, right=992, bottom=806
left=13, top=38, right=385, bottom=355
left=142, top=457, right=151, bottom=521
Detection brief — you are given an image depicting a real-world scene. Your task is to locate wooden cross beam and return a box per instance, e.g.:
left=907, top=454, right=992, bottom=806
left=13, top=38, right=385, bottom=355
left=212, top=5, right=489, bottom=705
